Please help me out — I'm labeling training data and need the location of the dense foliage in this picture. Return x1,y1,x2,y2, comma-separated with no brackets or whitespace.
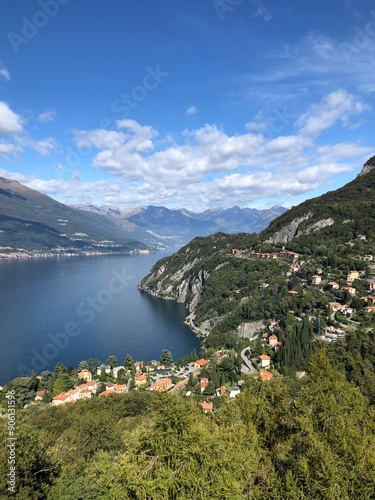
1,348,375,499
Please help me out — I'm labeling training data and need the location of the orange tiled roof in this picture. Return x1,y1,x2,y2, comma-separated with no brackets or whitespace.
261,371,273,381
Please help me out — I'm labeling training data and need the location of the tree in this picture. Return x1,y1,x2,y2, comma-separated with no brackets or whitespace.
106,355,118,369
124,354,135,373
78,360,89,370
203,380,216,396
88,358,101,374
160,349,173,365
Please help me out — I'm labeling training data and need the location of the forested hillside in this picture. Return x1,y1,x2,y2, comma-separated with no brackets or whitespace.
1,348,375,499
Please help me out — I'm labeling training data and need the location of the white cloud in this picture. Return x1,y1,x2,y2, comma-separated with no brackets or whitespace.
1,90,371,211
0,65,10,82
30,138,60,156
0,143,23,161
296,90,371,138
0,101,23,135
37,109,56,123
185,106,198,116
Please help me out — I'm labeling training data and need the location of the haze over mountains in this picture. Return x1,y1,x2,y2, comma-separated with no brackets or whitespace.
0,176,287,255
74,204,287,248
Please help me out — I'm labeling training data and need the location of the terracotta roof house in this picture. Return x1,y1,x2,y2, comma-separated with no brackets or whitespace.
135,374,148,387
34,389,49,401
327,281,339,289
77,369,92,382
52,392,70,406
311,275,322,285
153,378,173,391
199,402,213,413
260,371,273,381
288,290,299,295
268,335,278,347
194,358,208,368
258,354,271,368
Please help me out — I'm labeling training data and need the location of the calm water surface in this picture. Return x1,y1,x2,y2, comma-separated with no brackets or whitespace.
0,252,200,385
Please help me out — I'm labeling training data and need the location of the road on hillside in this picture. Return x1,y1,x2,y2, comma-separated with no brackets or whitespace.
241,346,257,375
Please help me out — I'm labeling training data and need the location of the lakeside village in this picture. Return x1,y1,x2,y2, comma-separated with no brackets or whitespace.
1,237,375,414
0,347,278,415
228,239,375,342
0,246,150,259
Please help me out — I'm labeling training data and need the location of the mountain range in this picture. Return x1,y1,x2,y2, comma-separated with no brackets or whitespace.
0,177,146,255
74,204,288,248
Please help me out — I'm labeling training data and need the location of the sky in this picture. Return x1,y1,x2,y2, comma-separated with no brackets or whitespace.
0,0,374,211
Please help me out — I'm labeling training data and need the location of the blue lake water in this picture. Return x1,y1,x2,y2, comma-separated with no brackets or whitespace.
0,251,200,385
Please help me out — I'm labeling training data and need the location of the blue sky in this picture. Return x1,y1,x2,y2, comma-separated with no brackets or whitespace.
0,0,374,211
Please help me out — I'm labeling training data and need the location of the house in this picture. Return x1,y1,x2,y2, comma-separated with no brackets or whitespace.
153,378,173,391
77,381,97,394
261,332,269,340
311,275,322,285
199,402,213,413
34,389,49,401
288,290,299,296
79,388,93,400
134,374,148,387
341,306,356,316
194,358,208,368
52,392,70,406
364,306,375,313
96,364,111,376
342,286,356,296
134,361,143,373
67,389,81,402
347,270,359,281
112,366,125,379
260,371,273,381
258,354,271,368
357,234,367,241
228,386,241,398
232,248,241,255
77,369,92,382
216,385,227,396
98,389,116,398
329,302,342,312
327,281,339,290
268,335,278,347
200,377,209,392
363,255,373,261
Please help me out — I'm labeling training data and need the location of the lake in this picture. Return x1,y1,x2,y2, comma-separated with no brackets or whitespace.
0,251,200,385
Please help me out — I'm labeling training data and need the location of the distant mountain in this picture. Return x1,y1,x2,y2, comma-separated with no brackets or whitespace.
0,178,147,255
260,155,375,249
74,204,288,247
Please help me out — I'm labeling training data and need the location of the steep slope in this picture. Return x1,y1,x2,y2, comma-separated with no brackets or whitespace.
260,156,375,246
0,177,146,254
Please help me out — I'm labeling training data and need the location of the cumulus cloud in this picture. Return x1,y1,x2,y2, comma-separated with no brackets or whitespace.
296,89,371,138
37,109,56,123
0,143,23,161
2,90,371,211
0,101,23,135
30,138,60,156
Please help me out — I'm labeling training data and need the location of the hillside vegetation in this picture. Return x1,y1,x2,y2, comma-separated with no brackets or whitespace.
1,348,375,499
